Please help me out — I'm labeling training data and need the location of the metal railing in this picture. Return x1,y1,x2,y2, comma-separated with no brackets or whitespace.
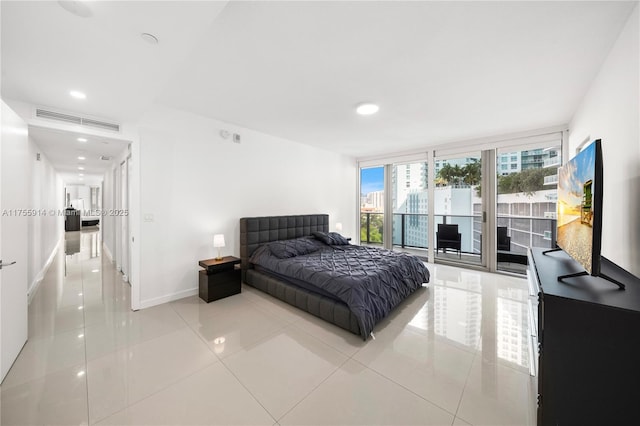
392,213,429,249
360,212,384,244
360,212,558,264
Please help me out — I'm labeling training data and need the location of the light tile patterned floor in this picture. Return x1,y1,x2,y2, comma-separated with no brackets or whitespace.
0,229,537,425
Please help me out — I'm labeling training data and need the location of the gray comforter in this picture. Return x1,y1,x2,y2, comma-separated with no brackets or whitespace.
249,238,430,339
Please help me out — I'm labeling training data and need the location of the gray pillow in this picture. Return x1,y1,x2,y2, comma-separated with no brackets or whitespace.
266,237,321,259
312,231,350,245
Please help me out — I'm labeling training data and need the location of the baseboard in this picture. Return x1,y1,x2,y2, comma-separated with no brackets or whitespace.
138,287,198,310
28,238,62,304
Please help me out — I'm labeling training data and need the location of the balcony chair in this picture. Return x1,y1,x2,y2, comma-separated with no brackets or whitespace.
436,224,462,258
497,226,511,251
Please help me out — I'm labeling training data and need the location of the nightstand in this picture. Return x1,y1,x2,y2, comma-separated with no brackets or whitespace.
198,256,241,303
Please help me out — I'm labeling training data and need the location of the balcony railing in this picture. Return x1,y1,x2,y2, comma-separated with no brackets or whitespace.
544,174,558,185
392,213,429,249
543,157,561,168
361,212,558,272
360,212,384,244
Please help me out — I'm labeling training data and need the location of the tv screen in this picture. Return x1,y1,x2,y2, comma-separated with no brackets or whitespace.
556,140,603,275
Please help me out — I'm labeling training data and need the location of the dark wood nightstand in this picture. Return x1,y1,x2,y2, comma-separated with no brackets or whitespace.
198,256,241,303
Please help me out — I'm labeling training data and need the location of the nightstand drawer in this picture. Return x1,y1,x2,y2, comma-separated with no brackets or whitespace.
198,268,241,302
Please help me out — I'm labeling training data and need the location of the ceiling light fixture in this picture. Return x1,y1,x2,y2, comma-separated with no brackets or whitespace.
141,33,159,45
79,173,84,177
58,1,93,18
78,166,85,170
70,90,86,100
356,103,379,116
77,137,87,142
77,156,86,160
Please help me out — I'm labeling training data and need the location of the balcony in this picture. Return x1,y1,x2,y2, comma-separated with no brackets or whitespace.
543,156,561,168
360,212,558,275
543,174,558,185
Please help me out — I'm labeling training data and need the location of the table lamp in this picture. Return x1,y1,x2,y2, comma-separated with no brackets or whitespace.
213,234,225,260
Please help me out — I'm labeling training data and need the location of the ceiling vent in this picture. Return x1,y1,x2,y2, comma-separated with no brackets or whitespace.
100,155,112,161
35,108,120,132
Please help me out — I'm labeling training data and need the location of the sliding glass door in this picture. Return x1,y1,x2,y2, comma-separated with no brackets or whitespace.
357,129,564,273
392,162,428,254
496,141,561,273
433,153,484,266
360,166,385,246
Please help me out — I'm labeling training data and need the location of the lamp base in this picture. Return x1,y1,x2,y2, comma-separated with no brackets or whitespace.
214,256,223,261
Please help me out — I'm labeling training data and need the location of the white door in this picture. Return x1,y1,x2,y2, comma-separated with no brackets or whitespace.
1,101,29,382
120,160,129,281
114,166,120,270
127,155,133,285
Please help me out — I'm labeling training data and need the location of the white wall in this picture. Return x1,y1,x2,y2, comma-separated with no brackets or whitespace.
137,105,357,308
102,146,131,265
67,184,93,211
27,136,64,298
102,165,117,262
569,4,639,276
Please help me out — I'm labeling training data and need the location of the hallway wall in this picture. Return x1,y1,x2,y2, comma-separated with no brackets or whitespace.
27,134,64,297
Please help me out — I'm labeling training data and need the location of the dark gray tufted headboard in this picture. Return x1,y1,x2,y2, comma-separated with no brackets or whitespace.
239,214,329,281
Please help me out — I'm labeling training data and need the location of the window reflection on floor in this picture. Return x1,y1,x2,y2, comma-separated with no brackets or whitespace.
407,265,532,371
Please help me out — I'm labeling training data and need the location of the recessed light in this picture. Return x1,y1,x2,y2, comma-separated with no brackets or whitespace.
78,166,85,170
79,178,84,181
77,138,87,142
356,103,379,115
58,1,93,18
141,32,159,44
79,173,84,177
77,156,86,160
70,90,86,100
77,370,85,377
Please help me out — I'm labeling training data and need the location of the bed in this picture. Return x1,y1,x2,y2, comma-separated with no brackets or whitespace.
240,214,430,340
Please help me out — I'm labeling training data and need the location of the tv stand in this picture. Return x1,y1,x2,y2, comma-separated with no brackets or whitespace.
541,248,626,289
528,248,640,425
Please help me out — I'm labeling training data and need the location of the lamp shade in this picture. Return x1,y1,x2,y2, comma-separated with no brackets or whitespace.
335,223,343,232
213,234,225,248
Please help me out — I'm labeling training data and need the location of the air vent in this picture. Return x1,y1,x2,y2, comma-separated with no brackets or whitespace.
100,155,112,161
36,109,120,132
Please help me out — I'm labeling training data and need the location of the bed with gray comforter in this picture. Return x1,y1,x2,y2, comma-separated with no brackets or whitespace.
240,215,430,340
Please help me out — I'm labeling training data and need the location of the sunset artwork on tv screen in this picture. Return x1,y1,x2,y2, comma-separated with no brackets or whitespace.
556,140,601,275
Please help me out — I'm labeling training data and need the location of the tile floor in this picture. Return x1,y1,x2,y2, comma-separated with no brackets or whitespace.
1,229,537,425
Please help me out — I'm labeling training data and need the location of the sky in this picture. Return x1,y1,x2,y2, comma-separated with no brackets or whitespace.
558,141,596,208
360,167,384,195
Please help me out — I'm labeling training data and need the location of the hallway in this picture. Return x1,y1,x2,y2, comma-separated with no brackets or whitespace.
1,229,132,424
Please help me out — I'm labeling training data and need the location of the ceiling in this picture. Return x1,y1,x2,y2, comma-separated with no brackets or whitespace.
29,126,129,186
1,1,637,160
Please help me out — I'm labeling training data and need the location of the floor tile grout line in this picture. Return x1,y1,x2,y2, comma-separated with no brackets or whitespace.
351,356,459,418
91,358,220,425
214,321,350,424
275,355,351,423
452,348,479,424
218,355,279,424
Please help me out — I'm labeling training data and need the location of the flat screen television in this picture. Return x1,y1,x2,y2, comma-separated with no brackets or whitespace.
553,139,624,289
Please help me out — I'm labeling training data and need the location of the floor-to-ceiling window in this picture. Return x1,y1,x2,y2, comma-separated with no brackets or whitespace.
360,166,385,246
392,162,428,253
433,153,483,266
357,129,565,274
496,140,561,273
